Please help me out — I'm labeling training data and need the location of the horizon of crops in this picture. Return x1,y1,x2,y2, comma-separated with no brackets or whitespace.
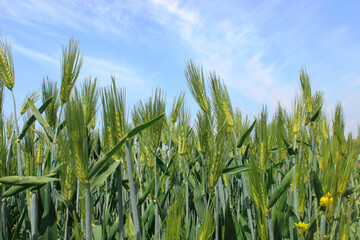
0,36,359,240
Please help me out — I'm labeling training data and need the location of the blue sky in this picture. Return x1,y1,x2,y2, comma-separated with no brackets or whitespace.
1,0,359,135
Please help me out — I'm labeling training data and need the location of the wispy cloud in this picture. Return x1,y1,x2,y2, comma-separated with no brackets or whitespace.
79,55,153,105
147,0,360,134
1,0,134,38
150,0,198,23
82,56,147,86
148,0,292,110
12,43,58,65
10,42,152,105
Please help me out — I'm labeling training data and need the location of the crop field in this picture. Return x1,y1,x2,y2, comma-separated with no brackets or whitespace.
0,37,359,240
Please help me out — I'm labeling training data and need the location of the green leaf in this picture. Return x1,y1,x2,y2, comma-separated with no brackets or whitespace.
2,164,63,197
142,202,155,233
39,183,57,240
239,214,252,240
138,177,155,207
268,147,290,153
92,224,103,240
125,211,136,239
156,156,169,176
282,137,296,156
343,184,360,197
237,120,256,149
3,185,31,198
90,159,120,193
222,165,249,175
268,166,295,209
18,97,53,140
72,210,83,240
310,106,321,123
89,113,165,179
310,169,324,201
224,200,237,240
304,218,317,240
11,205,27,240
27,99,55,142
243,144,250,160
0,176,59,186
269,160,286,177
272,190,290,238
232,214,244,239
57,120,67,134
188,174,206,223
108,216,119,240
296,139,311,148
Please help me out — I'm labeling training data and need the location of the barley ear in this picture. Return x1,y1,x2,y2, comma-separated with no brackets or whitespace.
20,89,40,115
60,37,83,105
170,91,185,125
42,77,60,128
185,60,210,114
299,68,313,114
65,90,89,184
0,36,15,90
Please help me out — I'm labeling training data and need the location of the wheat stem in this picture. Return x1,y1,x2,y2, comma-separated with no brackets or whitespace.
30,193,38,240
125,141,142,240
64,205,69,240
0,186,2,240
85,182,92,240
116,164,124,239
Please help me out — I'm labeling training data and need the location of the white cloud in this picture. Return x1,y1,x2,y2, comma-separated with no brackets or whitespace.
235,55,295,110
82,56,146,87
147,0,359,136
12,43,58,65
10,42,152,105
148,0,293,111
1,0,134,37
150,0,198,23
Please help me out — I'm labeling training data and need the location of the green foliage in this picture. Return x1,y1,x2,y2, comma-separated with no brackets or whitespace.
0,37,359,240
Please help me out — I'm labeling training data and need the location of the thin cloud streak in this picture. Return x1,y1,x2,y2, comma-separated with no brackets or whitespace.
1,0,133,37
82,56,147,87
12,43,58,65
150,0,199,23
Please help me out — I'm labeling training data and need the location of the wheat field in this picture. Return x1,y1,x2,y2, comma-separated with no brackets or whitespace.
0,37,359,240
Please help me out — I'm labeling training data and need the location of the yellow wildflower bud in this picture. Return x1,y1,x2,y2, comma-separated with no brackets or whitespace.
295,221,309,234
320,192,333,207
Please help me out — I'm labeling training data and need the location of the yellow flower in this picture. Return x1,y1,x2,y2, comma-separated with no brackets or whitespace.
295,221,309,234
320,192,333,207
